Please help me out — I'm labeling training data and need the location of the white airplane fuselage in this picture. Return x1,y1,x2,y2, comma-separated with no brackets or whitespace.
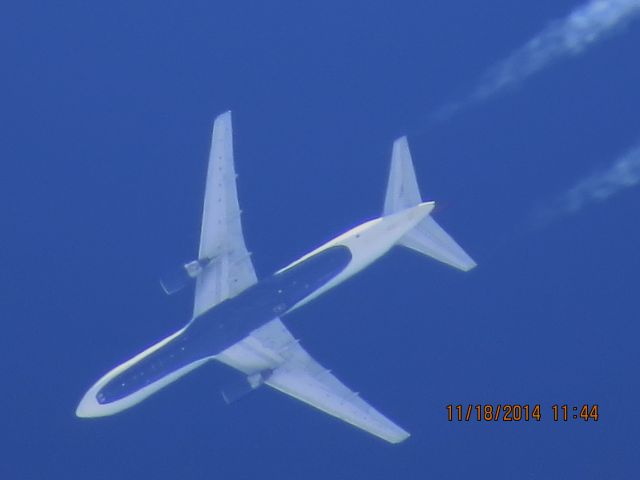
76,202,434,418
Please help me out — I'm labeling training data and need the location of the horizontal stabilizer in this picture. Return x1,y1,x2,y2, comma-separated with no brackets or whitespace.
399,216,476,271
383,136,422,215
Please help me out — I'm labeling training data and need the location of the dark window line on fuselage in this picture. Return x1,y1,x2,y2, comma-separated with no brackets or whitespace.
96,246,352,404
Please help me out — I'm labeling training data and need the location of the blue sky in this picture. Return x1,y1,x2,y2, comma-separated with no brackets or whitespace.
2,1,640,478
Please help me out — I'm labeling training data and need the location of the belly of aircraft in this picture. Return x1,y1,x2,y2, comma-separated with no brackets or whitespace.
77,245,353,417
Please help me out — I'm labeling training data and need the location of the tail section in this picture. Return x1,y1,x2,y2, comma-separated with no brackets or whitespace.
383,137,422,215
383,136,477,272
398,216,477,271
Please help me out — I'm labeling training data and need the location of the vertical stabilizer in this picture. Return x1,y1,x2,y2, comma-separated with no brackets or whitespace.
383,136,477,272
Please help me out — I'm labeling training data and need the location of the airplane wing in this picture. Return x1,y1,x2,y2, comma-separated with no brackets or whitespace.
215,318,410,444
194,111,257,317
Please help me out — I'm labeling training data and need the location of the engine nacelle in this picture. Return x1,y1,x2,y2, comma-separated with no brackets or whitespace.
221,371,271,404
159,258,210,295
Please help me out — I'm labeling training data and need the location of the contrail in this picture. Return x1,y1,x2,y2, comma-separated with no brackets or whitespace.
433,0,640,120
532,142,640,227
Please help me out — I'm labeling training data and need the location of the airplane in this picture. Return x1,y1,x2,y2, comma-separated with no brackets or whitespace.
76,111,476,443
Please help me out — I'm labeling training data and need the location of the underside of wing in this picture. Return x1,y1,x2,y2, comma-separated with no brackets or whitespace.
194,111,257,317
216,319,410,444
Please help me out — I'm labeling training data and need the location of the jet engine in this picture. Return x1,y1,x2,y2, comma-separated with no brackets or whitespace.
159,258,211,295
221,371,272,404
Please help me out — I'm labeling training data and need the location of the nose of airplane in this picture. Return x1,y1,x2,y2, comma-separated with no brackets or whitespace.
76,388,102,418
